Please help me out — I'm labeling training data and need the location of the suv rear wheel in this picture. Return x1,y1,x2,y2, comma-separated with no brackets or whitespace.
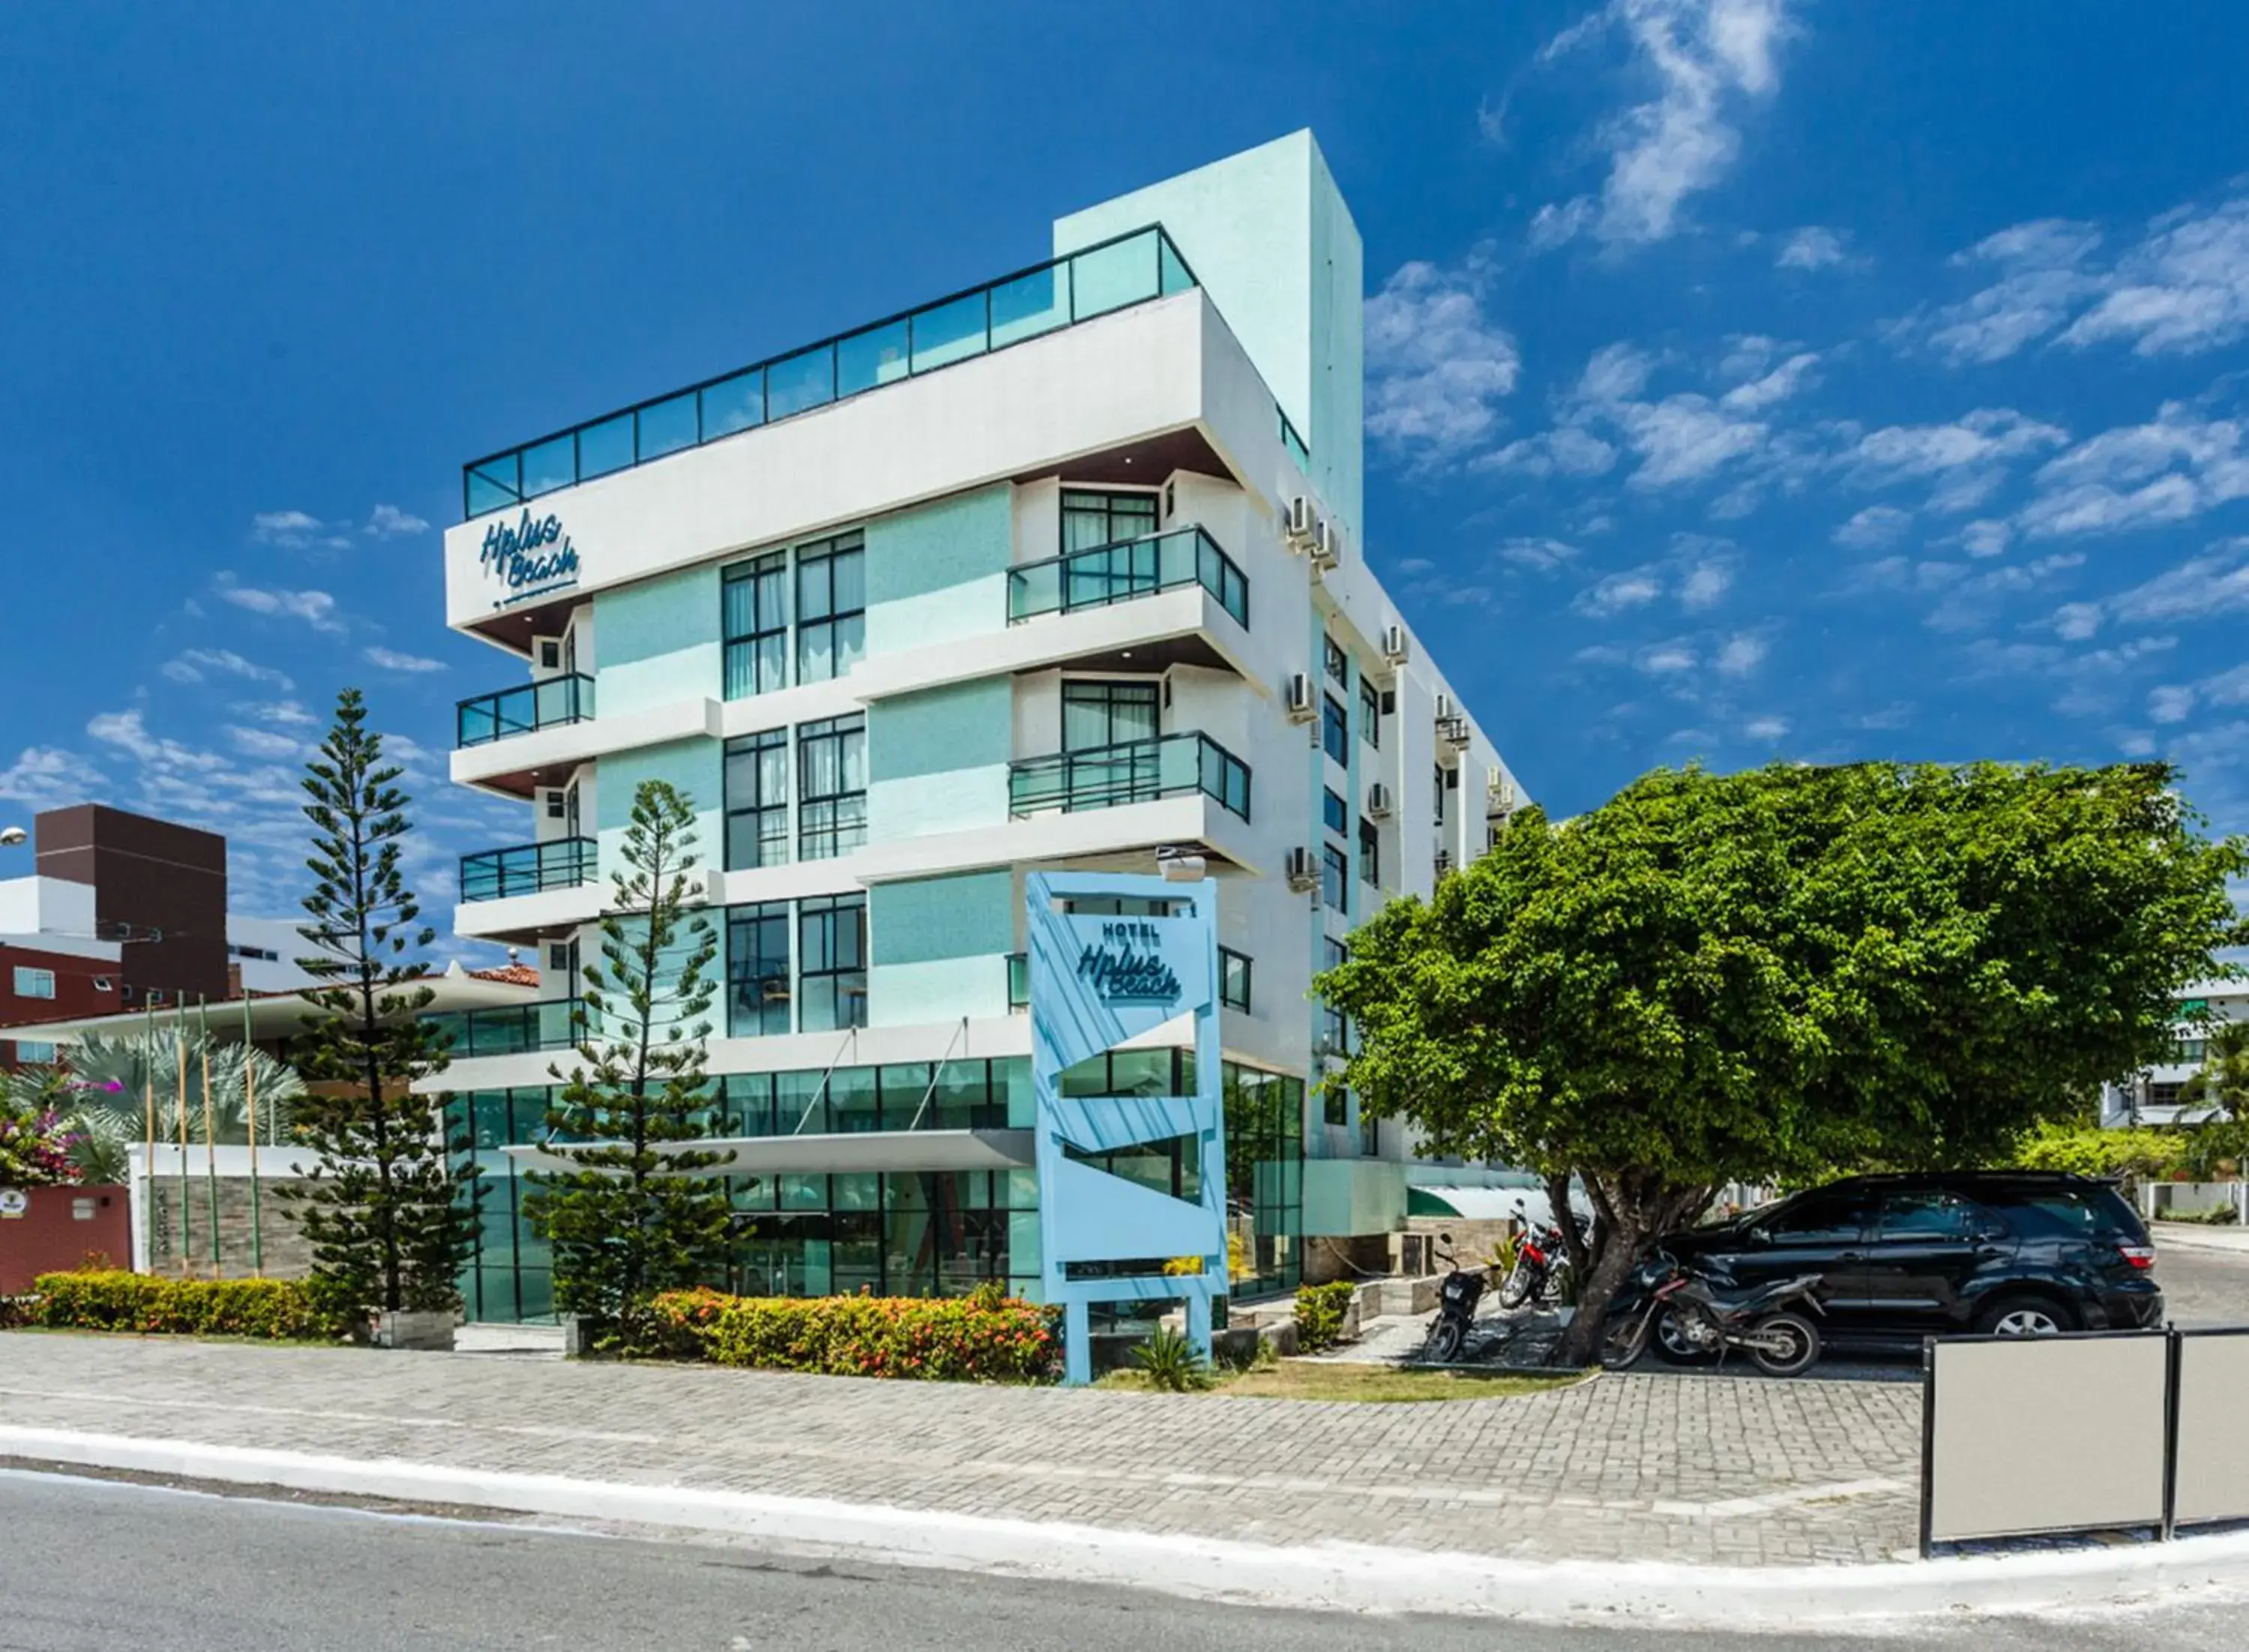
1975,1294,2077,1337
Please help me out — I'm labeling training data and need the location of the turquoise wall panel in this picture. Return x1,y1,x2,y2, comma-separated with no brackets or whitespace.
595,564,721,716
595,736,724,883
870,871,1013,965
864,485,1011,658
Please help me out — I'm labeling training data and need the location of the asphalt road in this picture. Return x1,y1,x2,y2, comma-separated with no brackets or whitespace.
3,1469,2243,1652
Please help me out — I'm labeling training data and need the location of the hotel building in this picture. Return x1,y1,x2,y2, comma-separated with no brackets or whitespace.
436,132,1522,1322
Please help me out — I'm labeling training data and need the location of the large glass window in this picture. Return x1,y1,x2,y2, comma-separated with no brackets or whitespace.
1360,677,1381,748
795,531,866,684
1323,787,1346,836
798,714,867,860
1321,694,1348,765
1061,680,1159,750
1322,844,1349,914
1434,763,1447,825
726,902,791,1037
799,893,867,1032
12,966,55,999
1322,636,1348,684
723,729,789,869
1358,819,1380,888
1061,489,1158,552
721,551,789,699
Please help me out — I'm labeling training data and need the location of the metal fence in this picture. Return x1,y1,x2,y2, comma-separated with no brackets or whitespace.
1921,1324,2249,1553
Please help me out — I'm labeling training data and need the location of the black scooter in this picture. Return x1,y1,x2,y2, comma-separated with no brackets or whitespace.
1600,1250,1825,1377
1423,1240,1488,1363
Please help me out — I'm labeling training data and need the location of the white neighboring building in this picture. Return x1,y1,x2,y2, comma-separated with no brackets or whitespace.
2101,980,2249,1125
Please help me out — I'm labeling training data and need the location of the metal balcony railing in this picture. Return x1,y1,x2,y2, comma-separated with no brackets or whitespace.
458,837,598,903
1007,732,1250,822
456,675,594,749
1007,526,1248,630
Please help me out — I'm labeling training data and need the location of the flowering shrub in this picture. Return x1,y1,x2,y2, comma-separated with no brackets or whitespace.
31,1270,343,1340
0,1106,85,1187
1293,1280,1357,1352
647,1283,1062,1383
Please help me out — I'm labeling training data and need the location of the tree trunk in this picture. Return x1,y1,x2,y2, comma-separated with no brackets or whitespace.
1550,1171,1716,1367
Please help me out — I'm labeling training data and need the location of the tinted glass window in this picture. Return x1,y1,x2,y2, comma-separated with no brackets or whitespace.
1976,1186,2140,1240
1876,1190,1974,1241
1759,1192,1870,1245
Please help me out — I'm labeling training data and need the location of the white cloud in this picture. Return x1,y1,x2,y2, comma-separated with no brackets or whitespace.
215,580,346,635
251,509,349,550
2017,402,2249,540
1743,714,1790,739
1574,537,1739,617
233,699,321,729
1538,0,1797,250
1476,426,1619,478
1576,568,1667,618
1579,342,1659,403
1619,396,1767,487
0,746,108,810
1960,519,2012,558
1676,546,1737,609
223,725,310,759
2052,602,2104,642
1847,407,2070,483
1832,504,1911,549
1923,552,2086,633
1529,196,1598,251
158,648,295,690
2148,685,2200,725
1496,537,1581,572
1717,350,1818,411
1907,193,2249,364
1714,632,1768,676
1637,642,1699,675
1774,226,1852,271
2098,539,2249,627
1364,256,1521,466
364,504,431,538
362,645,447,674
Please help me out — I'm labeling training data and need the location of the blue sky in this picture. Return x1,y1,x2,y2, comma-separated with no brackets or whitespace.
5,2,2249,942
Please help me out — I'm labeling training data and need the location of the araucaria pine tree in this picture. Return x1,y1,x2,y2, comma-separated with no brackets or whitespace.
280,688,480,1322
526,780,734,1339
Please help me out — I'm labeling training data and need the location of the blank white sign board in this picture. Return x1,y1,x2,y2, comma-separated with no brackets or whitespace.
2174,1333,2249,1528
1927,1335,2168,1544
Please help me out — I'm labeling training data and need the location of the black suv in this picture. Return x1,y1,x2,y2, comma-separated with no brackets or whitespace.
1655,1172,2161,1352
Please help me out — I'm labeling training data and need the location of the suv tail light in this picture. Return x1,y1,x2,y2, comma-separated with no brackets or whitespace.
2118,1243,2157,1271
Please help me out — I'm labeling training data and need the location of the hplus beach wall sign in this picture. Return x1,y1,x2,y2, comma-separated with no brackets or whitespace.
481,508,582,606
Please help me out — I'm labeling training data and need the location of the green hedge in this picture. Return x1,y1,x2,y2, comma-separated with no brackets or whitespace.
2008,1123,2187,1181
1294,1280,1356,1352
31,1270,335,1340
648,1285,1062,1382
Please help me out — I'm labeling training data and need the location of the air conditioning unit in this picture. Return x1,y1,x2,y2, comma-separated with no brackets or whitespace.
1366,782,1394,820
1487,774,1517,819
1284,496,1317,548
1439,716,1472,753
1381,624,1409,664
1284,672,1317,723
1307,516,1334,570
1285,845,1320,892
1434,692,1455,721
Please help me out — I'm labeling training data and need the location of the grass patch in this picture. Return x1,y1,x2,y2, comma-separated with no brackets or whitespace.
1095,1359,1579,1402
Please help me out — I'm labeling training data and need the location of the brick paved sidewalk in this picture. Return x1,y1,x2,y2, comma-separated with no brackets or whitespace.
0,1333,1922,1566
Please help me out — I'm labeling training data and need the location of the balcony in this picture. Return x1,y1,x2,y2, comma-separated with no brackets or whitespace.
456,675,594,749
460,837,598,903
1008,527,1248,630
463,225,1204,518
427,998,585,1059
1008,732,1250,822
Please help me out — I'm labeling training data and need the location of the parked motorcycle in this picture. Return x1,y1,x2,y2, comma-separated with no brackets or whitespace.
1601,1250,1825,1377
1423,1240,1488,1363
1496,1206,1575,1310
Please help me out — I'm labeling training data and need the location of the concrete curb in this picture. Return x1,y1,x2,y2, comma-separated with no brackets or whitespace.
5,1423,2248,1624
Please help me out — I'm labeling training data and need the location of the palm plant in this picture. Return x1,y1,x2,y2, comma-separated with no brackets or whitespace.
57,1031,308,1146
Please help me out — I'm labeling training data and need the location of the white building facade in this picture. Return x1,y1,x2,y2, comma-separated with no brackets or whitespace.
435,133,1523,1321
2101,980,2248,1126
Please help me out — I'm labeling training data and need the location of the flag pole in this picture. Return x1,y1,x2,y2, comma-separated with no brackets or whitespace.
200,994,220,1275
174,1004,190,1275
243,989,262,1276
142,998,157,1275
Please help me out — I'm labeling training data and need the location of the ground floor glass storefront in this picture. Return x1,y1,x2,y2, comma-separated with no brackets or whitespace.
448,1053,1303,1322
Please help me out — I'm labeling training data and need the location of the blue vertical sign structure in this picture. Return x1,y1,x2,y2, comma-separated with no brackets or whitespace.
1027,871,1226,1386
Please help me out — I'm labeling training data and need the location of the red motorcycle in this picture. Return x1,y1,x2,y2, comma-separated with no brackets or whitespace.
1496,1211,1574,1309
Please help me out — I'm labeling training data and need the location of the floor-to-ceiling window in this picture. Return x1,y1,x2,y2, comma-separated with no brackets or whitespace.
725,902,792,1037
798,714,867,860
1060,488,1158,552
723,728,789,869
798,893,867,1031
722,550,789,699
795,531,866,684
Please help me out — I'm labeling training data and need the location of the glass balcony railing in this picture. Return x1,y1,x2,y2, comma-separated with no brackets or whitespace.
1008,732,1250,823
427,998,587,1059
1008,527,1248,630
459,837,598,903
1277,406,1310,472
1007,952,1029,1012
456,675,594,749
461,225,1201,519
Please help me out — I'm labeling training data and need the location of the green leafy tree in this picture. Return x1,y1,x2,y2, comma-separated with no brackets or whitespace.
2179,1022,2249,1121
1319,761,2248,1364
524,780,734,1341
277,689,481,1321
